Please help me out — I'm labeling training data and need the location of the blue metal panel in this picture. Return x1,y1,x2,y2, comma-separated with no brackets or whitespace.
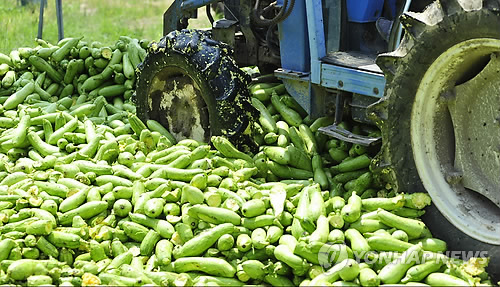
275,69,328,117
346,0,384,23
277,0,310,72
282,78,312,114
388,0,397,18
304,0,326,84
274,69,311,110
321,63,386,98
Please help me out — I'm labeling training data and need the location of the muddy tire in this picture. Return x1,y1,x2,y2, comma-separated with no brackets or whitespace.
135,29,257,151
369,0,500,280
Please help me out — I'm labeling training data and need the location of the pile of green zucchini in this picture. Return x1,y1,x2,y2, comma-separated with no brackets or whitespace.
0,37,494,286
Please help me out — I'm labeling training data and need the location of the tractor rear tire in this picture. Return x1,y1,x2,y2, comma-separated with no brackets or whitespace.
135,29,257,151
369,0,500,280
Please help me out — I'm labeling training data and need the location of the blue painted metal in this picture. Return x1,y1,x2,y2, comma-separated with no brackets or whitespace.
275,0,389,120
275,69,311,113
388,0,412,51
304,0,326,85
276,0,316,115
346,0,384,23
321,63,386,98
388,0,397,18
284,79,312,114
277,0,310,73
162,0,392,121
395,0,412,50
276,0,343,117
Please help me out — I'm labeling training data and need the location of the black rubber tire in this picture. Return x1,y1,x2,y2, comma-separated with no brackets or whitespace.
368,0,500,280
135,29,257,151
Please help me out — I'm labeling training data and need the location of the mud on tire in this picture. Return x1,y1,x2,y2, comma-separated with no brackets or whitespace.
135,29,257,152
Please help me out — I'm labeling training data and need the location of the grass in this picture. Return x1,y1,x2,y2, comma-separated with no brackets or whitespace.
0,0,212,53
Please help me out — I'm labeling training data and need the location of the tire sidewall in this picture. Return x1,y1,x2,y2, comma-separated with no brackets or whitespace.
380,6,500,280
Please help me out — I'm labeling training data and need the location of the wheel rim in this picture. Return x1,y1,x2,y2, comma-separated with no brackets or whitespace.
146,66,210,143
412,38,500,244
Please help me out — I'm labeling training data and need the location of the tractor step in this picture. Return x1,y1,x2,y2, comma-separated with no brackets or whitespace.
322,51,382,74
318,124,381,146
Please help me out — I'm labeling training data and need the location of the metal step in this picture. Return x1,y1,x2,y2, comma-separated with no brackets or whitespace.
318,124,381,146
321,51,383,74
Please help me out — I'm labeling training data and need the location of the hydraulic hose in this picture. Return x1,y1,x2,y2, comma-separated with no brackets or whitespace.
206,5,215,25
251,0,295,27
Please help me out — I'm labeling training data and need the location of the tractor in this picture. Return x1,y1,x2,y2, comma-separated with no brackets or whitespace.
134,0,500,279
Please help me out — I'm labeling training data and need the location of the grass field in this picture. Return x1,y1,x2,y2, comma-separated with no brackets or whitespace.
0,0,212,53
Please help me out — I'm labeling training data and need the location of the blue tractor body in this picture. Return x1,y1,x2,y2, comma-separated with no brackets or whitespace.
163,0,398,143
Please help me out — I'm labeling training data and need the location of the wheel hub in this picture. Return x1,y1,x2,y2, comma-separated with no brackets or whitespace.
412,38,500,245
449,53,500,208
147,67,210,143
